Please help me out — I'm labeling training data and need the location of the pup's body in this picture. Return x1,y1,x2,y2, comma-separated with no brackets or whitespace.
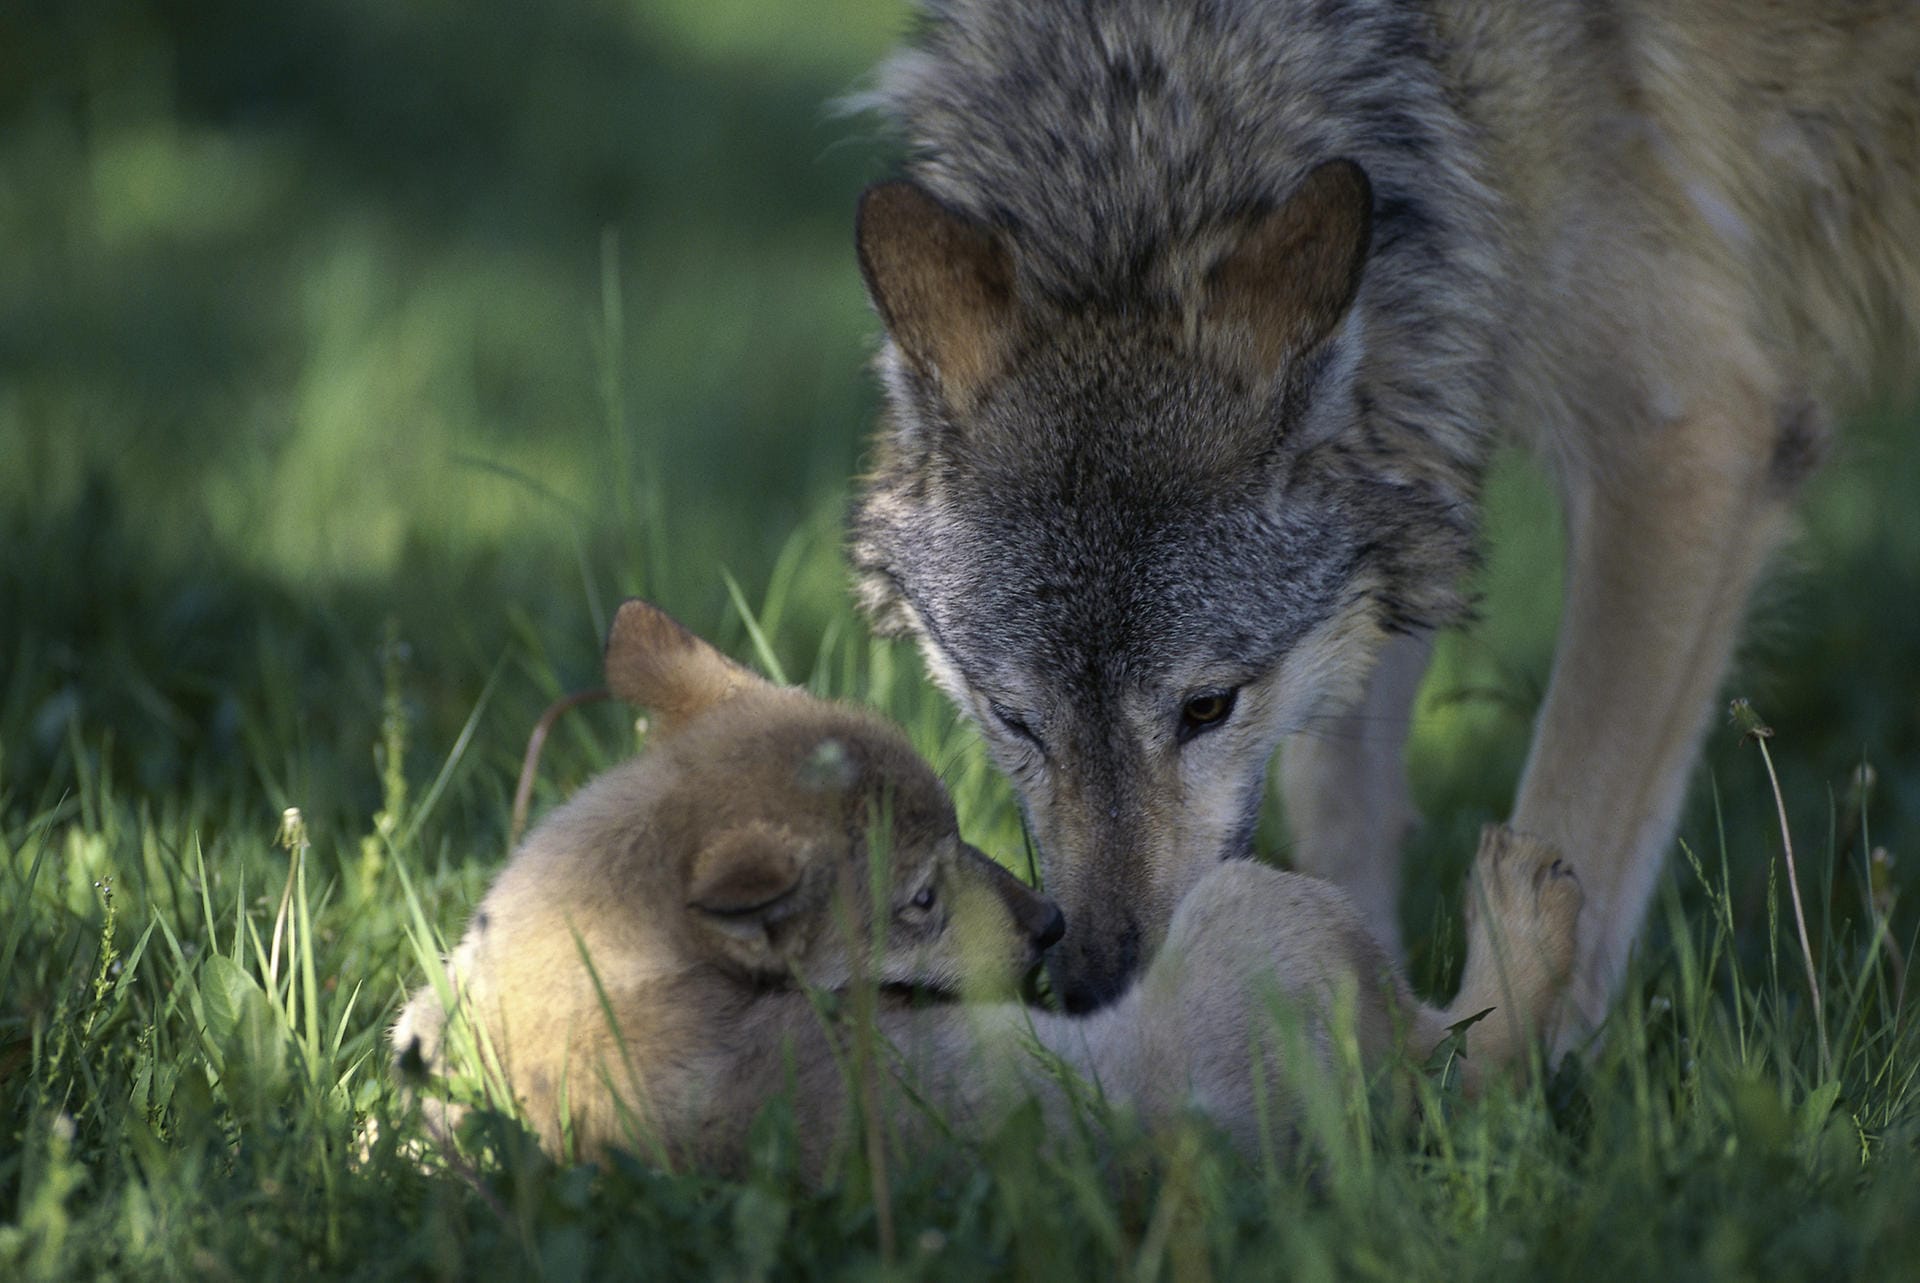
848,0,1918,1033
1006,824,1579,1157
394,602,1580,1173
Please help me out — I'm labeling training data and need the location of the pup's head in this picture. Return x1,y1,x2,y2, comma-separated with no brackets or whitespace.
606,599,1064,997
849,162,1478,1010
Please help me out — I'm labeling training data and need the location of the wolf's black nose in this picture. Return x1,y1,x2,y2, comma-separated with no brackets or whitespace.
1035,904,1066,950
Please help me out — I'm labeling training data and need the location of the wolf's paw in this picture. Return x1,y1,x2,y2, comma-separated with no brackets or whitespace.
1465,825,1582,985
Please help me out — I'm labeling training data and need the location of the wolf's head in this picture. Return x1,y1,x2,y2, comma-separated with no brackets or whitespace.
849,163,1479,1010
605,599,1064,998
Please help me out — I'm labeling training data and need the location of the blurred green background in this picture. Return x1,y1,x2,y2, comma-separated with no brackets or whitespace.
5,0,1918,961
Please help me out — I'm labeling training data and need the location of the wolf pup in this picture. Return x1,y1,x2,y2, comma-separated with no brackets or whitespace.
394,601,1581,1172
847,0,1919,1037
391,598,1063,1169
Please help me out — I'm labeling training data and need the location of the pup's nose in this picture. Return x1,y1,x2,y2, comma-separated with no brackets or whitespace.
1034,904,1066,951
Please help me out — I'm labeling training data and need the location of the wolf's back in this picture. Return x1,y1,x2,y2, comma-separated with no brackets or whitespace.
1435,0,1919,414
1632,0,1920,400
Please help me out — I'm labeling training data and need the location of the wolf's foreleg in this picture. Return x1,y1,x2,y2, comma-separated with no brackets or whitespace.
1512,390,1810,1051
1279,631,1431,959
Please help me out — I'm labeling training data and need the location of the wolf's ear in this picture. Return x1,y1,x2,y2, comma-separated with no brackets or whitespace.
686,822,807,927
857,180,1016,406
605,599,763,732
1203,158,1372,381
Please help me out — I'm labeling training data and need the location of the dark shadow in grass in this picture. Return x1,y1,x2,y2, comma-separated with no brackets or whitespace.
155,0,880,241
1,0,890,484
0,476,627,855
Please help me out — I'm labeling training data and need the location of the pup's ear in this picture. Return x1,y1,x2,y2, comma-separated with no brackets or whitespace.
686,822,806,926
857,180,1016,407
1202,158,1372,381
604,599,762,731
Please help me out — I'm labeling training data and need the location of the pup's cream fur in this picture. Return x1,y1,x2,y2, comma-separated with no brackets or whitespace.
394,601,1581,1174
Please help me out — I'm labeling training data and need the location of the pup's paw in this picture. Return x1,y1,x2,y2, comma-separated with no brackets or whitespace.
1464,825,1582,986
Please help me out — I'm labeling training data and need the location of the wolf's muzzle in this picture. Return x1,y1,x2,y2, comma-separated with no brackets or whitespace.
1050,914,1143,1014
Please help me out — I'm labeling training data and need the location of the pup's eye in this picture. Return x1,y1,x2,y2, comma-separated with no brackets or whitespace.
987,700,1042,749
1177,688,1239,743
909,885,937,912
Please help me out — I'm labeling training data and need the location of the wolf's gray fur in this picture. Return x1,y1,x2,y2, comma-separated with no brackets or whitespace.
849,0,1919,1023
854,0,1501,632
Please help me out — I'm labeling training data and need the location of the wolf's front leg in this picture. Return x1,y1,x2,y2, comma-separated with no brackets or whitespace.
1513,391,1815,1051
1279,631,1431,960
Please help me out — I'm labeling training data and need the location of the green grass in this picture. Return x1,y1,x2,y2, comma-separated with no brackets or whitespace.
6,1,1920,1277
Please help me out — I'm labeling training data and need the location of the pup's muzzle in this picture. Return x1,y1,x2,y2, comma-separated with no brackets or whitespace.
963,843,1066,958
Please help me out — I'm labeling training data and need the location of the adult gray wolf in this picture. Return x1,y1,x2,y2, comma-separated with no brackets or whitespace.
846,0,1919,1038
392,600,1580,1172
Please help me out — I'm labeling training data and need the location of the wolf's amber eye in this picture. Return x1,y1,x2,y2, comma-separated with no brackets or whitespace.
909,885,937,912
1178,689,1238,742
